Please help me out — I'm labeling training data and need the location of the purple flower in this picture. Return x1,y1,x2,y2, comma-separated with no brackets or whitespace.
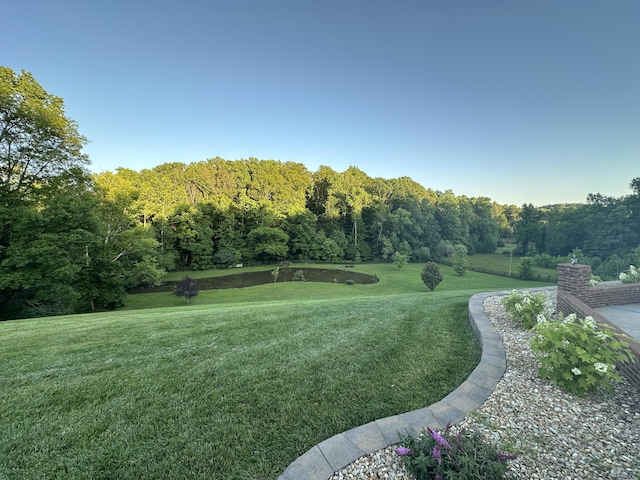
435,476,444,480
497,453,517,462
395,447,412,456
432,445,441,463
428,428,451,450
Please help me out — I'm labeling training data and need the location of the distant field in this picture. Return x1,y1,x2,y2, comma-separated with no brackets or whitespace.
464,253,558,282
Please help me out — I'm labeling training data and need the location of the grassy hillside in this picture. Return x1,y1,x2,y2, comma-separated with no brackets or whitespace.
126,262,551,310
1,265,553,479
464,254,558,282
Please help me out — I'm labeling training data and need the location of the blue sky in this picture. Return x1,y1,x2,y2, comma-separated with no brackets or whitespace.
4,1,639,206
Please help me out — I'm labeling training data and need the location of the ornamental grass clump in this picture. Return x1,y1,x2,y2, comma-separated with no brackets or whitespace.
501,290,551,329
531,313,634,396
397,426,516,480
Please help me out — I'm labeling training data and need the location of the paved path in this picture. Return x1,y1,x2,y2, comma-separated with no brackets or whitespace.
595,303,640,342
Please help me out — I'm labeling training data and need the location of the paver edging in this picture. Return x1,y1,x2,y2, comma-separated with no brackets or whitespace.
278,290,514,480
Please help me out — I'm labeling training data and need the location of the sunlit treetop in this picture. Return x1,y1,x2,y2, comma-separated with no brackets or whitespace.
0,66,89,201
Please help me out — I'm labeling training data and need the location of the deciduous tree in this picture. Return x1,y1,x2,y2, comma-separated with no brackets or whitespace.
0,67,89,203
0,68,96,317
248,226,289,263
452,244,469,276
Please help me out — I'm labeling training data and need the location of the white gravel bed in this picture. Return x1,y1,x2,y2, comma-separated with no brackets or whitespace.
329,292,640,480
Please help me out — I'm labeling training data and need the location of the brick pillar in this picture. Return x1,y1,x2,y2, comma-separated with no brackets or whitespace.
557,263,591,302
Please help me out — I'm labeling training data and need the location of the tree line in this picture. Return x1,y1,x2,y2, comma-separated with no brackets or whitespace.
513,184,640,279
1,66,639,319
91,159,511,268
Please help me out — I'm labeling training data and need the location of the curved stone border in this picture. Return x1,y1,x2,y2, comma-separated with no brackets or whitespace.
278,290,511,480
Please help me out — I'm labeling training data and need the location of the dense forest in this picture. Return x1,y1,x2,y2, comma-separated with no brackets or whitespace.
1,66,639,319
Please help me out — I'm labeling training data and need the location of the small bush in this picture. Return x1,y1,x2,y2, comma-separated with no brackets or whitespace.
174,276,199,304
345,279,355,285
435,240,454,258
398,426,515,480
501,290,551,329
212,248,237,268
530,253,563,269
413,246,431,262
531,313,633,396
421,262,443,291
271,267,280,283
392,251,409,269
292,269,306,281
518,257,535,280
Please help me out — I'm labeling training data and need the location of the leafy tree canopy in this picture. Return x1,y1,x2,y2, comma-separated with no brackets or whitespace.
0,67,88,203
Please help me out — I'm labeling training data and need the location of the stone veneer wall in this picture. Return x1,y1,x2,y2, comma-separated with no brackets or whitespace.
556,263,640,391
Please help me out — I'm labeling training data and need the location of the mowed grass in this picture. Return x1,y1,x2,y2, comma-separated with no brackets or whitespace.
126,262,551,310
465,254,558,282
1,265,553,479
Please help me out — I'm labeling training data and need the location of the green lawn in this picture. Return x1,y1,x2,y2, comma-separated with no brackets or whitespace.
463,254,558,282
127,262,550,310
1,264,553,479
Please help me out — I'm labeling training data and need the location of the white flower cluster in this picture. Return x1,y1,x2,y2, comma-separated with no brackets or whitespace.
619,265,639,282
582,316,597,329
589,274,602,287
561,312,578,325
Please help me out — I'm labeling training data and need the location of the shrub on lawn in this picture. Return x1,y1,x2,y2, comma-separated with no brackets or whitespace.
174,276,199,304
421,262,443,291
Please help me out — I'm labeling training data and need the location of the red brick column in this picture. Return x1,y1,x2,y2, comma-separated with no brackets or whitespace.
557,263,591,303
